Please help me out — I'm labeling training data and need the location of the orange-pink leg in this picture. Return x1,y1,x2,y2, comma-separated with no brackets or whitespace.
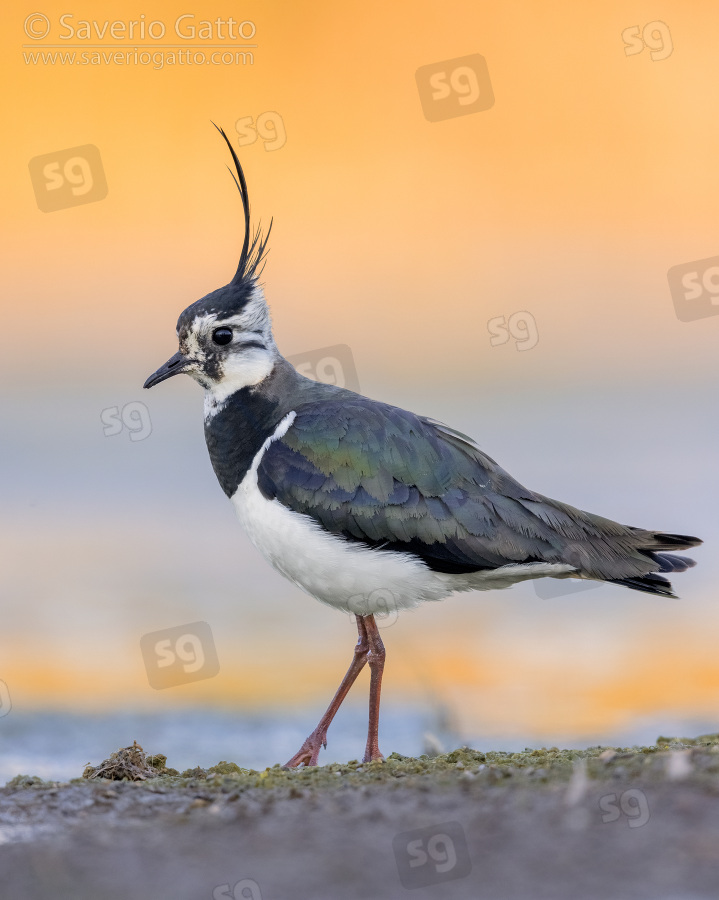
284,615,371,768
284,614,386,767
362,614,386,763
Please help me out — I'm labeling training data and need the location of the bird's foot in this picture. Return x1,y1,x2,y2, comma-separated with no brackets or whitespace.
283,729,327,768
362,745,384,764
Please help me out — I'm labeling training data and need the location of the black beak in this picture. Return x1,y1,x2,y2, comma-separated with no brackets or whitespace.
143,351,192,389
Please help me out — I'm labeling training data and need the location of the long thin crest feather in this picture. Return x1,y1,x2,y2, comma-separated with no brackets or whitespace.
212,122,271,287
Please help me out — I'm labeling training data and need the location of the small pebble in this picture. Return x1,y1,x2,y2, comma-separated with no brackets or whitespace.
666,750,693,781
598,750,617,763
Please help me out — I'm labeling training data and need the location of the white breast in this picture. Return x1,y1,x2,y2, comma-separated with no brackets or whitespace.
230,413,576,615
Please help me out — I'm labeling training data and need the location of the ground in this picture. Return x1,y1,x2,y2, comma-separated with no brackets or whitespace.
1,734,719,899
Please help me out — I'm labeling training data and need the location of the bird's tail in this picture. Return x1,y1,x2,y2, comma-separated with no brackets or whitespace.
606,531,701,598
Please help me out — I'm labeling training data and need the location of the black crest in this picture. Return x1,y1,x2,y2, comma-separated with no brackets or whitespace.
176,126,273,331
215,124,272,289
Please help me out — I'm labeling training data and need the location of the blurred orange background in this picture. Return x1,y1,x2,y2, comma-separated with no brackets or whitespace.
2,0,718,749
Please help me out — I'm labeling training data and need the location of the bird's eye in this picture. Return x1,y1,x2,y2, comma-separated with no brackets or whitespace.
212,327,233,346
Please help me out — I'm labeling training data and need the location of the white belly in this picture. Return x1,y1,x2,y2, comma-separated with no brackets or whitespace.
230,413,575,615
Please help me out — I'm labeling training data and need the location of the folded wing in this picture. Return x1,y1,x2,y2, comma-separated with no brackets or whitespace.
256,398,700,595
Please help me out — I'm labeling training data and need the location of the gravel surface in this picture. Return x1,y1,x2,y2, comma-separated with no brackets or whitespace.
1,735,719,899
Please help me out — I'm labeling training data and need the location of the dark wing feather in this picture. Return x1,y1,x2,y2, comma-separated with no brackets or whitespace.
256,398,701,592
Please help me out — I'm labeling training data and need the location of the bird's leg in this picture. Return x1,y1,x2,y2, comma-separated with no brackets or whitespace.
362,614,386,763
284,615,370,768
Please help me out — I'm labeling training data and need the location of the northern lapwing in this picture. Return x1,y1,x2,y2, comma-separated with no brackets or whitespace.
144,128,702,767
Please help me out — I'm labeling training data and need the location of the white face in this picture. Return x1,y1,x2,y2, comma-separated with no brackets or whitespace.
177,289,278,411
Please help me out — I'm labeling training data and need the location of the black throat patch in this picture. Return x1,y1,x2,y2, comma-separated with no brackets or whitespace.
204,387,285,497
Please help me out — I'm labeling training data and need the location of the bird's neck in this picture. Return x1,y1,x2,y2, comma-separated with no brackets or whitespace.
202,357,307,498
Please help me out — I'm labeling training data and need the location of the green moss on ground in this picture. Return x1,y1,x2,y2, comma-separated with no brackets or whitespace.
5,732,715,794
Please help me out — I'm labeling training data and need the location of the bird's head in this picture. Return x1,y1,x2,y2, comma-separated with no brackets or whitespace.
144,126,277,406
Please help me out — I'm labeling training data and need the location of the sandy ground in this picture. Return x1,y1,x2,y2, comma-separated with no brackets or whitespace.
1,736,719,900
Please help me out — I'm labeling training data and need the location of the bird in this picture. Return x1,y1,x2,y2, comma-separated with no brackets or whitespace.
144,126,702,767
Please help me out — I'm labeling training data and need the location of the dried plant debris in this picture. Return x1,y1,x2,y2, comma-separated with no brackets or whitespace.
82,741,179,782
